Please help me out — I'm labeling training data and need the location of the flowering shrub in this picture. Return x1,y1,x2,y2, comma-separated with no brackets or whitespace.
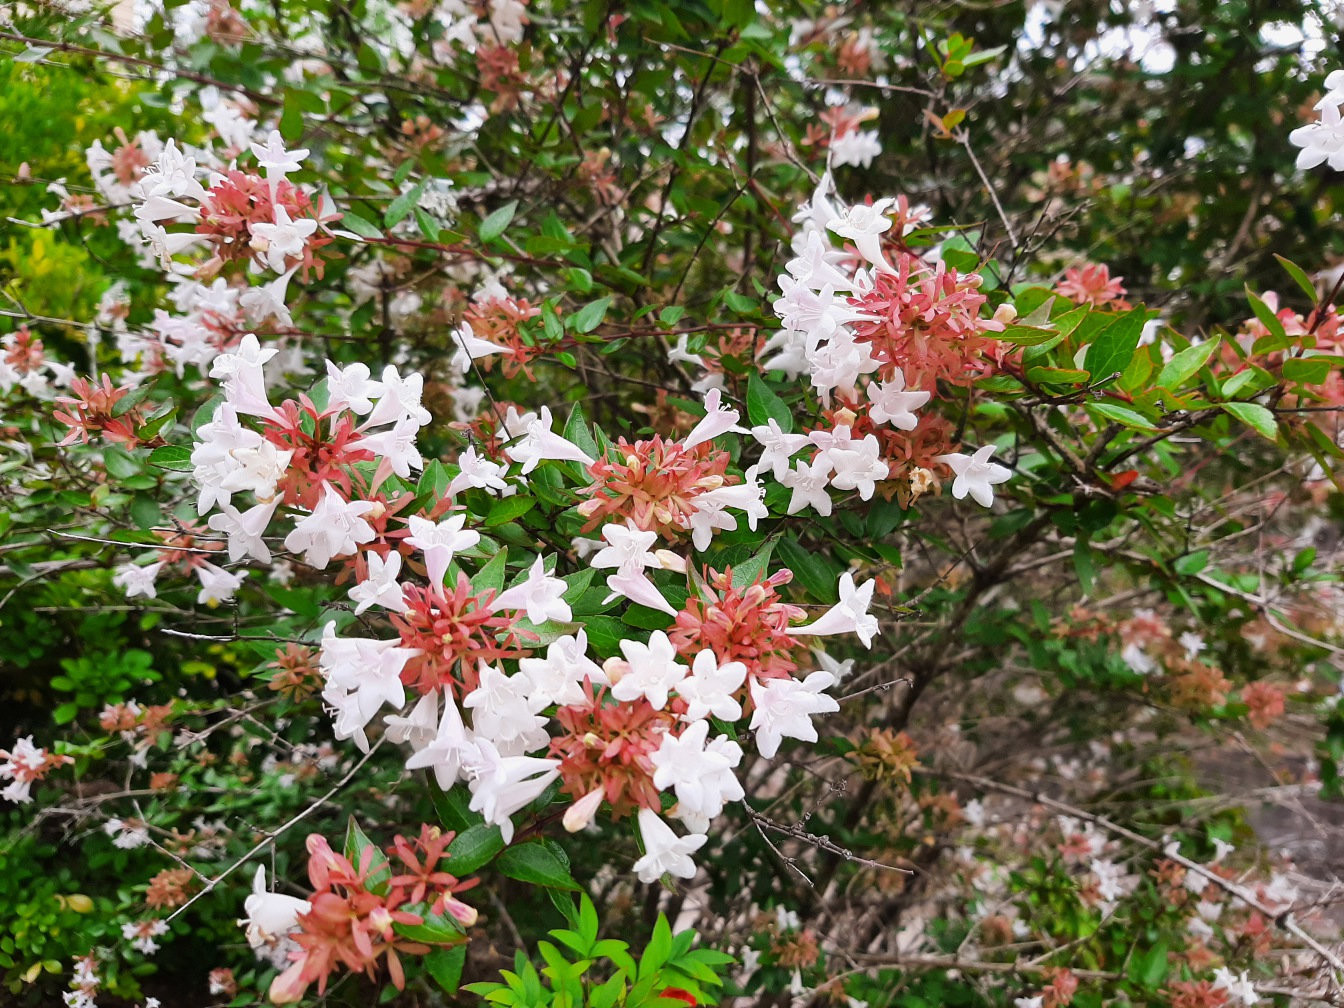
3,2,1344,1007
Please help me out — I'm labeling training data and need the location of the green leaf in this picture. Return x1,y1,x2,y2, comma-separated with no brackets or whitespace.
147,445,193,472
1081,307,1147,384
102,446,142,480
1283,356,1333,385
1156,337,1219,391
496,842,581,889
444,823,505,874
571,296,613,334
1274,254,1319,302
137,406,176,441
1127,940,1169,990
425,945,467,993
746,373,791,432
471,548,509,594
622,604,675,630
343,817,392,895
385,179,427,228
1087,402,1157,431
1223,401,1278,440
485,496,537,526
1246,287,1288,347
1174,550,1209,575
730,540,775,588
110,382,153,418
338,210,383,239
659,305,686,326
562,403,601,461
429,779,479,832
130,494,160,531
479,201,518,243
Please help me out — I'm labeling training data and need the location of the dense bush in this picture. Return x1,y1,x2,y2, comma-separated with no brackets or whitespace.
2,1,1344,1006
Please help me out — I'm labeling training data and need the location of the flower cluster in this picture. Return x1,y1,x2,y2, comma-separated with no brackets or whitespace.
751,174,1015,510
0,735,73,804
241,826,476,1003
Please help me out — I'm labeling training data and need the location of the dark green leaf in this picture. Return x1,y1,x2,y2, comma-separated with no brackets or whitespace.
496,842,581,889
746,373,791,432
479,201,518,243
444,823,505,874
1081,307,1147,384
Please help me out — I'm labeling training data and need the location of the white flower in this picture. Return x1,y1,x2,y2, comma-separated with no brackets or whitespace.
591,522,677,615
518,631,608,709
785,229,856,292
463,663,550,756
830,129,882,169
611,631,687,710
208,500,279,564
284,486,376,569
357,415,423,479
449,321,505,374
827,198,896,269
1178,631,1205,660
325,361,383,415
383,690,440,752
749,671,840,758
448,445,509,496
113,561,164,600
490,555,571,626
866,372,930,430
240,267,297,327
241,864,307,954
463,739,560,843
364,366,432,427
631,807,706,883
104,817,151,848
791,572,879,647
650,719,744,831
1090,858,1136,901
250,205,318,273
936,445,1012,507
405,513,480,588
250,130,309,181
780,457,834,516
196,562,248,605
682,387,746,450
140,139,207,201
318,624,419,751
591,522,660,574
348,550,409,615
1211,967,1258,1006
818,430,888,500
209,333,279,419
1291,102,1344,171
674,650,747,722
750,418,811,480
405,689,480,788
1121,641,1156,675
502,405,594,474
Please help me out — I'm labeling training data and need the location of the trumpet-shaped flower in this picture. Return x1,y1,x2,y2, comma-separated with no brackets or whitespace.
404,689,479,788
502,405,594,474
284,486,376,569
674,649,747,722
611,631,688,711
348,550,409,615
489,555,571,626
936,445,1012,507
632,807,706,883
405,513,480,588
749,670,840,758
790,572,878,647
